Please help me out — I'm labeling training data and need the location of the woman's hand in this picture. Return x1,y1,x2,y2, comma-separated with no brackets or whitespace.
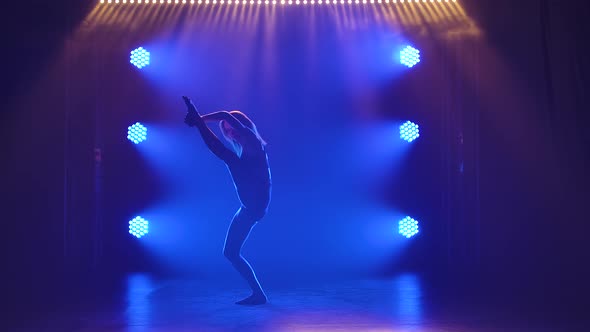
184,111,201,127
183,96,201,127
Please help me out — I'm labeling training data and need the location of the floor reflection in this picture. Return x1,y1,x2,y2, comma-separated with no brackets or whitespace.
125,273,156,332
393,274,423,326
21,274,567,331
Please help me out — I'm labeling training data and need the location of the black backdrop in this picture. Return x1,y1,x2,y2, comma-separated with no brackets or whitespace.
3,0,589,314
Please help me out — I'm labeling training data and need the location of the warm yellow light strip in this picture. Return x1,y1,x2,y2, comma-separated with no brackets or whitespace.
99,0,457,5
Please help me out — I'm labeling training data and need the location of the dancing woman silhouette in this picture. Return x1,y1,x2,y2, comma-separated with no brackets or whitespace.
182,96,271,305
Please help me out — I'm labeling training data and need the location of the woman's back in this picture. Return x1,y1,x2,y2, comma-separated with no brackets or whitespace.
226,143,272,215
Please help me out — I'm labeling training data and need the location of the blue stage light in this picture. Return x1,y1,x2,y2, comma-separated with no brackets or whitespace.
400,46,420,68
399,216,419,238
129,216,149,238
127,122,147,144
400,121,420,143
130,47,150,69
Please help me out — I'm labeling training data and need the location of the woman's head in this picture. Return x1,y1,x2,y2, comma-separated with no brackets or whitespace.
219,111,267,147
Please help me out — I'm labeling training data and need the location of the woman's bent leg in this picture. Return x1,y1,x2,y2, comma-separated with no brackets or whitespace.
223,207,266,305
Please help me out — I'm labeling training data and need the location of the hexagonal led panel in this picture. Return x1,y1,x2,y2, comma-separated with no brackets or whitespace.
400,46,420,68
129,216,149,238
400,121,420,143
130,47,150,69
399,216,419,238
127,122,147,144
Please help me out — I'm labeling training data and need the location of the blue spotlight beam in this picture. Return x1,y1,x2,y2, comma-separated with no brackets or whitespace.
127,122,148,144
129,216,149,238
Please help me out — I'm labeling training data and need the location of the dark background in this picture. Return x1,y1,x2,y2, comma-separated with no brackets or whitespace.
2,0,589,319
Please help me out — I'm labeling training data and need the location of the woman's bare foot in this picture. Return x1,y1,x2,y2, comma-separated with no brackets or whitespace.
235,292,267,305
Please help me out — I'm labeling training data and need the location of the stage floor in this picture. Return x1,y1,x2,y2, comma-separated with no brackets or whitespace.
8,274,586,332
